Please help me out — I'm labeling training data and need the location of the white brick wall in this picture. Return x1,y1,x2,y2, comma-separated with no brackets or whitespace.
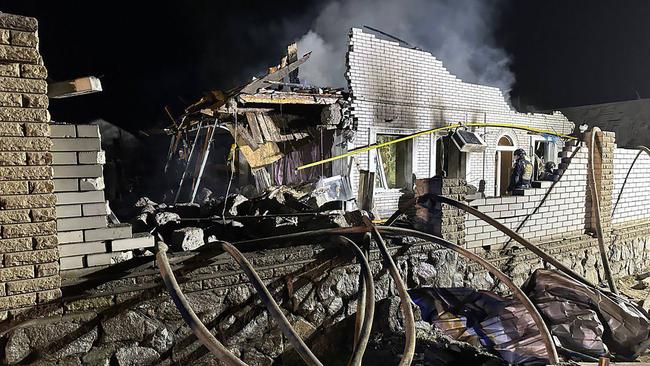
612,147,650,223
464,146,588,249
346,29,574,217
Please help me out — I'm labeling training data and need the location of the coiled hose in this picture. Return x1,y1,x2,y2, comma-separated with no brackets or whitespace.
233,225,559,365
158,237,375,366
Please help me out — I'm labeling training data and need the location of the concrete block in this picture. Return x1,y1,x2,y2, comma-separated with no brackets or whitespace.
76,125,100,138
79,177,104,191
53,178,79,192
55,204,81,218
51,138,101,152
49,124,76,138
78,151,105,164
57,215,107,231
51,152,77,165
82,202,107,216
55,191,104,205
53,164,102,179
58,230,83,244
59,241,106,257
532,181,553,188
110,233,154,251
60,256,84,270
86,251,133,267
84,224,132,242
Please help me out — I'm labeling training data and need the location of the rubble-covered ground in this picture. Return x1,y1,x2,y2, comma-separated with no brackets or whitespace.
131,183,358,253
617,273,650,362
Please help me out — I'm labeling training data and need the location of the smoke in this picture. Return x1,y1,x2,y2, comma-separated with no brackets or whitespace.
296,0,514,96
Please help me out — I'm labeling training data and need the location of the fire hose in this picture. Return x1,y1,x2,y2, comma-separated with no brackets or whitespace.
386,194,598,290
363,218,416,366
234,225,560,365
612,145,650,218
156,241,248,366
157,237,376,366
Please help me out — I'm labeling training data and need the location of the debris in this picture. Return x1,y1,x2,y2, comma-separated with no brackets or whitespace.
410,287,547,365
523,269,650,361
171,227,204,251
154,212,181,227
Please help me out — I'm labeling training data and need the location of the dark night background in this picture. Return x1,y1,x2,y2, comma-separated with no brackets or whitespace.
1,0,648,133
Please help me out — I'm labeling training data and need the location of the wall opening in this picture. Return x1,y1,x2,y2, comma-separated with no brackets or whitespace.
375,134,413,189
495,135,516,196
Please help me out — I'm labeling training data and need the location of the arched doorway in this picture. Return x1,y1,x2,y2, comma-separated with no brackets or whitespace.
495,135,516,196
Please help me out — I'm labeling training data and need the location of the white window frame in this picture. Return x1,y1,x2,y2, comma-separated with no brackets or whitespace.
371,129,415,192
494,134,518,197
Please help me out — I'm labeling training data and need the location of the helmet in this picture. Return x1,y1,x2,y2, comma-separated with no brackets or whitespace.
544,161,556,171
514,148,526,157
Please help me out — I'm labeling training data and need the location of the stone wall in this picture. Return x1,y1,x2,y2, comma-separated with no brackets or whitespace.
0,13,59,318
3,219,650,365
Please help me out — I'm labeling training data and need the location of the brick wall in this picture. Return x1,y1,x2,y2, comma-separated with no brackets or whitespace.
464,139,588,250
612,147,650,223
51,123,153,271
0,13,60,316
585,130,615,237
345,28,574,217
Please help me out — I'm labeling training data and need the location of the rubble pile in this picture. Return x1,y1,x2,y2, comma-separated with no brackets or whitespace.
132,182,355,252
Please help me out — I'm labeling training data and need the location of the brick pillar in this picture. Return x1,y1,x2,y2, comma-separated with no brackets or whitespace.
414,177,467,246
0,13,59,318
585,129,615,237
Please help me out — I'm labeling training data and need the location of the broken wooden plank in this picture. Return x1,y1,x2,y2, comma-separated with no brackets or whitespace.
255,112,273,141
245,112,264,144
262,113,284,142
239,141,283,169
236,123,258,150
240,52,311,94
287,43,299,84
239,92,339,105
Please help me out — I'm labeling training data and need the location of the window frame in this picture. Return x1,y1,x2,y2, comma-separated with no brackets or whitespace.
371,131,414,192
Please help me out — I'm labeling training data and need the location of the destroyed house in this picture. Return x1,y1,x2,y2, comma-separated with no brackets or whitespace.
4,11,650,365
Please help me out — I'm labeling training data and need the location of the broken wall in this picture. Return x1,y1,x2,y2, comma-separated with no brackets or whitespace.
346,28,574,216
50,124,153,271
465,139,587,249
0,13,60,316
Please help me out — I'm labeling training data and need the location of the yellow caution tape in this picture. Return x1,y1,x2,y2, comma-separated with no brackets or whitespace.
297,122,576,170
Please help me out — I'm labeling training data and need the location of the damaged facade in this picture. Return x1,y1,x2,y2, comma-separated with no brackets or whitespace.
0,12,650,366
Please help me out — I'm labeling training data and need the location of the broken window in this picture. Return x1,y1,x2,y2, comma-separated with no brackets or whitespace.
375,134,412,189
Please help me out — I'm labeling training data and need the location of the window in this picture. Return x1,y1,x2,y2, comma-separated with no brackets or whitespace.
532,138,556,180
375,134,412,189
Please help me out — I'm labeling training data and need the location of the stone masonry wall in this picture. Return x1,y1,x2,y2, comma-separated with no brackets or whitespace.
346,28,574,217
0,14,59,317
3,221,650,365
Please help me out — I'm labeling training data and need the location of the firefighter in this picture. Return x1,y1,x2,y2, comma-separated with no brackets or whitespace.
507,148,533,193
538,161,556,181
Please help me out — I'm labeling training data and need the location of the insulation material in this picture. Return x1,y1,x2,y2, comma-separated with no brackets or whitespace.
523,269,650,361
410,287,547,365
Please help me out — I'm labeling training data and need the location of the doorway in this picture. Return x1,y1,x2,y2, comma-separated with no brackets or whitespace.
495,135,516,196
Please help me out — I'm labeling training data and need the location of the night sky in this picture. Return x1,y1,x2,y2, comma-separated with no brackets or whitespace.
2,1,650,132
